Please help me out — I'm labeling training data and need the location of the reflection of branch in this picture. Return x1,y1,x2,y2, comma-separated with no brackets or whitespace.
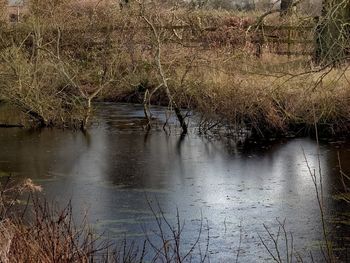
338,152,350,193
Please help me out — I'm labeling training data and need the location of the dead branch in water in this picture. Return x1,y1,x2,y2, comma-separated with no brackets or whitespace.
138,0,188,134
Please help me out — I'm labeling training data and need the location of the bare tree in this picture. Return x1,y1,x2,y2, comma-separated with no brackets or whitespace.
0,0,122,129
138,0,189,134
315,0,350,64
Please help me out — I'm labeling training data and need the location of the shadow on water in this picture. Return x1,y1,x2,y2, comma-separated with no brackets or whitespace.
0,102,349,261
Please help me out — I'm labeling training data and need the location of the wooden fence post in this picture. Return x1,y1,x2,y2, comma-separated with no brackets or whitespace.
255,24,264,58
287,27,292,58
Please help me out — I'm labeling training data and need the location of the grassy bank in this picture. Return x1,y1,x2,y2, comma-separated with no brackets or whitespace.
0,0,349,137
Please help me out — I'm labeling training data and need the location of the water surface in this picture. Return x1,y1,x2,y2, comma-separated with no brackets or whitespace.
0,103,349,261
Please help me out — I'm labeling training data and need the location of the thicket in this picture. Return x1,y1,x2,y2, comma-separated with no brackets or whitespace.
0,0,348,137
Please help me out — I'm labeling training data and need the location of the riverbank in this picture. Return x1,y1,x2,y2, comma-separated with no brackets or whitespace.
0,1,349,138
101,59,350,139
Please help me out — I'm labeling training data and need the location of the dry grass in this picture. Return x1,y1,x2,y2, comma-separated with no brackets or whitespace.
0,177,109,263
188,53,350,137
0,0,348,137
0,178,210,263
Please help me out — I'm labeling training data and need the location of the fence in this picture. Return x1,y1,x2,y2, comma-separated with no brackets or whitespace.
253,23,315,58
4,8,317,59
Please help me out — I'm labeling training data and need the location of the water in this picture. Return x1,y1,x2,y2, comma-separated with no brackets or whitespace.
0,103,349,262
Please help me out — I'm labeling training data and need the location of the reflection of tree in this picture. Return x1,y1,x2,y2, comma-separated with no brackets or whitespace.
103,131,187,188
322,144,350,194
0,128,88,178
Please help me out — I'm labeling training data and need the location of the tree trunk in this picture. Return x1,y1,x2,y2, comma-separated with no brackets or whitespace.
280,0,293,16
315,0,350,64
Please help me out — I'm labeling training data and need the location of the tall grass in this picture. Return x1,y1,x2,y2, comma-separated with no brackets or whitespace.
0,0,349,136
0,178,211,262
0,178,107,262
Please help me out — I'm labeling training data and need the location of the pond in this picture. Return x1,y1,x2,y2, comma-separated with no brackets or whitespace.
0,103,349,262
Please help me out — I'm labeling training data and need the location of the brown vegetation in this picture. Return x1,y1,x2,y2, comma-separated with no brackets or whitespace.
0,0,348,137
0,177,212,262
0,178,106,262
